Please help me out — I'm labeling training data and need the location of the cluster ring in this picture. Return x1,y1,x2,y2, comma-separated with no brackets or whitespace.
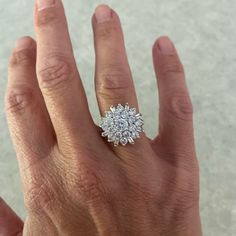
99,103,144,146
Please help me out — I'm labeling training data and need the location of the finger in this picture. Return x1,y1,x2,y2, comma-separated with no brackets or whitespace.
0,197,23,235
34,0,95,151
5,36,55,171
152,37,195,161
92,5,149,152
92,5,138,114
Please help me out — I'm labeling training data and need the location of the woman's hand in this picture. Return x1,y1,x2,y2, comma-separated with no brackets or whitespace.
2,1,202,235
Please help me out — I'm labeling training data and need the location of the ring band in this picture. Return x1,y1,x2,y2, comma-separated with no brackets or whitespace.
100,104,144,146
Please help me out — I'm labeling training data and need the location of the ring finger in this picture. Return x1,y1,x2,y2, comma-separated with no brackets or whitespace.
92,5,148,152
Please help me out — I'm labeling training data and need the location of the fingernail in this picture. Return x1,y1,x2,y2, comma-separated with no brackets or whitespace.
95,4,112,23
15,37,33,51
37,0,55,11
158,36,174,54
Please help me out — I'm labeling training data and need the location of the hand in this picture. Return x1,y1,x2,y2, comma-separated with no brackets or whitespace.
2,1,202,235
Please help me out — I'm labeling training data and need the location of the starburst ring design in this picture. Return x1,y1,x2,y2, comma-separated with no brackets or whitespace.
99,104,144,146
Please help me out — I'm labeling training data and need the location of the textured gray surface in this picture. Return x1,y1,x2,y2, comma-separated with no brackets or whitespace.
0,0,236,235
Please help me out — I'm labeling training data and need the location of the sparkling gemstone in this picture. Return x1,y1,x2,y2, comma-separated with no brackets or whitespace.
102,131,108,137
122,130,131,139
117,119,128,131
129,125,136,132
114,139,119,147
120,137,128,146
128,137,134,144
136,126,142,132
105,111,113,117
110,106,116,112
125,105,130,111
108,135,115,142
121,110,129,119
115,132,122,139
131,132,136,138
128,116,136,124
129,108,136,115
135,120,143,127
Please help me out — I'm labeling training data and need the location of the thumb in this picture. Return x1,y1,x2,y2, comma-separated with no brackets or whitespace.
0,197,23,235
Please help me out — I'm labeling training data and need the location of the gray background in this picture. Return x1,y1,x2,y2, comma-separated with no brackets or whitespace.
0,0,236,235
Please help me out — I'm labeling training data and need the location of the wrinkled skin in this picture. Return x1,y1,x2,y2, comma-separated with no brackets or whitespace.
1,1,202,235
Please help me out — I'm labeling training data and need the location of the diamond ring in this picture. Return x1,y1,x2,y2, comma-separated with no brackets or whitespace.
99,104,144,146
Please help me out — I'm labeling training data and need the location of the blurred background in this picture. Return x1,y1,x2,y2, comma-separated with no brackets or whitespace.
0,0,235,235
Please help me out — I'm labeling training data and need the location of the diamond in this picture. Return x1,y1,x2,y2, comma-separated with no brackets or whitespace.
108,135,115,142
117,104,124,110
128,116,136,124
117,119,128,131
122,130,131,139
129,108,136,115
121,110,129,119
114,139,119,147
135,120,143,126
128,137,134,144
115,132,122,139
120,137,128,146
101,131,108,137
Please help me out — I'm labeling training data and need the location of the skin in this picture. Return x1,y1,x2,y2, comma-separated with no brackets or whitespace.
1,1,202,235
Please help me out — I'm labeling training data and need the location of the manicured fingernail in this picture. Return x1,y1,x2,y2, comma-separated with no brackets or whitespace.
15,37,33,51
95,4,112,23
37,0,55,11
158,36,174,54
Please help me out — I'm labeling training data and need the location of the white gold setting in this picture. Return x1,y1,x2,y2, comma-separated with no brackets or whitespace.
99,104,144,146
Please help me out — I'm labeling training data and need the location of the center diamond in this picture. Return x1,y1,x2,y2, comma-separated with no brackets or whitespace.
116,119,128,131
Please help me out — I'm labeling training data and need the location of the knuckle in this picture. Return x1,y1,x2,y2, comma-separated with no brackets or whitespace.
5,86,33,114
159,55,184,77
9,49,35,67
164,91,193,121
25,179,54,213
24,168,62,214
129,179,154,202
38,55,73,93
95,23,120,41
96,64,132,101
69,163,110,205
173,185,199,210
164,171,199,211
